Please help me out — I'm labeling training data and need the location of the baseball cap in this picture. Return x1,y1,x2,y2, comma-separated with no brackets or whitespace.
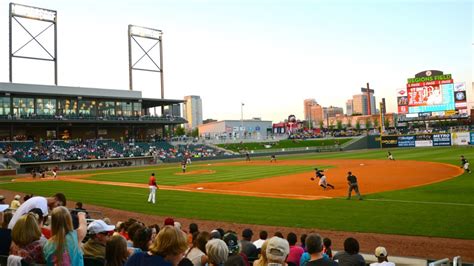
266,236,290,262
174,221,182,230
88,219,115,234
0,195,4,200
14,195,21,200
210,230,221,239
164,217,175,226
242,228,253,238
223,232,240,255
375,246,388,257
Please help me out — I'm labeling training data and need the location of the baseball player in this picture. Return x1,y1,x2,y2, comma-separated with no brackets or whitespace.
460,155,472,174
52,166,58,178
270,154,276,163
245,151,251,161
181,160,187,173
314,168,334,190
346,171,362,200
387,151,394,161
147,173,158,204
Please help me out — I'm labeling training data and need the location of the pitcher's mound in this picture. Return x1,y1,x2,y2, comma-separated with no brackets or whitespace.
175,169,216,175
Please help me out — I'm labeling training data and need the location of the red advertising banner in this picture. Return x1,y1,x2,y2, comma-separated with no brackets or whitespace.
398,105,408,114
407,79,453,88
407,85,443,106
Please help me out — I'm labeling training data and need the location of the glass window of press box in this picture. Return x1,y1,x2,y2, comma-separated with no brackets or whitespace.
133,102,142,116
98,101,115,117
36,98,56,115
0,97,11,115
12,97,34,116
78,100,97,116
58,99,78,115
116,101,133,116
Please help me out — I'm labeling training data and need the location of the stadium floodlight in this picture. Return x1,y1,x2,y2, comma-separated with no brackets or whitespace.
128,24,164,107
9,2,58,85
129,25,162,40
11,3,56,22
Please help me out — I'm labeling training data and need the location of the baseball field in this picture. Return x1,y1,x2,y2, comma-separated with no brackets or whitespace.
1,146,473,259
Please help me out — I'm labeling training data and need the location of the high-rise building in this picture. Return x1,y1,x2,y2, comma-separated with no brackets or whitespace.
183,95,203,130
352,94,376,115
310,104,324,124
304,99,317,121
325,106,344,118
346,99,353,116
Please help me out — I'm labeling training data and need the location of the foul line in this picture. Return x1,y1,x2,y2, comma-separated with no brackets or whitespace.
365,198,474,207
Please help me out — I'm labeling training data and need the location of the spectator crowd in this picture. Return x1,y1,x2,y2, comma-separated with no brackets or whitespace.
0,140,225,164
0,193,396,266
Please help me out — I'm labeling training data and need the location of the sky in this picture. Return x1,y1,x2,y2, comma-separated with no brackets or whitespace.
0,0,472,122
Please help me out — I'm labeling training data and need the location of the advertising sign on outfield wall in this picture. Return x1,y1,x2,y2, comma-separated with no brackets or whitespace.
415,134,433,147
381,136,398,148
433,133,451,146
397,136,415,147
470,132,474,145
451,132,470,146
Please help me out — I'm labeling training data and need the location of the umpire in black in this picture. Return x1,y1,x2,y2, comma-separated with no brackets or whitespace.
347,171,362,200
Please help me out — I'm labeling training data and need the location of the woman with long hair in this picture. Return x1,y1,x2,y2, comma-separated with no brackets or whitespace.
252,240,268,266
105,235,129,266
125,225,188,266
43,206,87,265
185,231,210,266
10,213,45,264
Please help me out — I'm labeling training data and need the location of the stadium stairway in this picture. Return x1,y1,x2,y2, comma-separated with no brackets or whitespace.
342,135,370,151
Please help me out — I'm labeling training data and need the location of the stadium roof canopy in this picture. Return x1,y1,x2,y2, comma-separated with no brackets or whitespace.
0,82,183,108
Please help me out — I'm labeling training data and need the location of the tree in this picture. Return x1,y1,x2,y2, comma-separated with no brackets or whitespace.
365,119,372,129
319,120,324,129
191,128,199,138
384,118,390,129
336,120,343,130
347,119,352,129
355,120,361,131
373,118,379,129
175,126,185,136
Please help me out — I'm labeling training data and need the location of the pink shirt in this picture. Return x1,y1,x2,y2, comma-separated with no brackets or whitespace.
287,245,304,266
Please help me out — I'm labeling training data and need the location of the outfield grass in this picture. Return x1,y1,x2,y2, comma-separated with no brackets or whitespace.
217,138,352,152
1,147,473,239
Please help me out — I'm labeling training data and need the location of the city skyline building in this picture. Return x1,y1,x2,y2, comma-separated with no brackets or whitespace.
183,95,203,130
304,99,317,121
352,94,376,115
346,99,353,116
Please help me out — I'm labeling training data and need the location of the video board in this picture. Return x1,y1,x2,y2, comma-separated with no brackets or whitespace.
397,72,468,117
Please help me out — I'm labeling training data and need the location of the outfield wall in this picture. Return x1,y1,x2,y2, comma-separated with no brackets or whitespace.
380,132,473,148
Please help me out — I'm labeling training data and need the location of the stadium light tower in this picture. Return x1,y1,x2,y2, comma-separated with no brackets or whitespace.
128,25,164,100
241,103,244,139
9,3,58,85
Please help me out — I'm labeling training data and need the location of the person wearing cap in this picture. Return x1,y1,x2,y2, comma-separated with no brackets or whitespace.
164,217,175,226
8,193,67,229
303,233,337,266
369,247,395,266
333,237,365,266
241,229,258,259
266,236,290,266
82,219,115,259
224,232,250,266
0,195,5,205
10,195,21,211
